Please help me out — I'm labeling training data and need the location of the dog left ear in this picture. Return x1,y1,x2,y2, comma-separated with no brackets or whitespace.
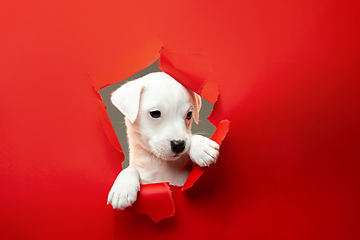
111,80,144,123
193,93,202,124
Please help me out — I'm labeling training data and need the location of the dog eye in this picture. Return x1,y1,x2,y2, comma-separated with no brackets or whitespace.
186,111,192,120
150,110,161,118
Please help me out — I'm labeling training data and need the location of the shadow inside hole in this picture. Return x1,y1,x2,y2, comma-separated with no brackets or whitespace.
99,60,216,168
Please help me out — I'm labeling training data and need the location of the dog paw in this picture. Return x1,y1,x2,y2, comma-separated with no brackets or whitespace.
107,168,140,210
189,135,220,167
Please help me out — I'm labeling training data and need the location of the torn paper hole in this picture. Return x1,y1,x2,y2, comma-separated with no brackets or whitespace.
99,61,217,169
93,45,229,222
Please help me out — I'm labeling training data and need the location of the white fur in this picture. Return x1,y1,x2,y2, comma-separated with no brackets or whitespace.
107,72,219,210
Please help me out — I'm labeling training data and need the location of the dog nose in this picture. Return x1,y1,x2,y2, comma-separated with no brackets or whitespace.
170,140,185,154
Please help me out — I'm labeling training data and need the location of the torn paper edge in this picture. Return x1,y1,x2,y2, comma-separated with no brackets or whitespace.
91,42,230,222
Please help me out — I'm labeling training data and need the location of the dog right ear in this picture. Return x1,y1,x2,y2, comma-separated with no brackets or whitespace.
193,92,202,124
111,80,144,123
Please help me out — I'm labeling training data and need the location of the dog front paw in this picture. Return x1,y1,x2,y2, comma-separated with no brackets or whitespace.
107,167,140,210
189,135,220,167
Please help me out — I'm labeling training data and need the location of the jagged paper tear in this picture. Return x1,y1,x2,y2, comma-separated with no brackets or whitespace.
92,40,229,222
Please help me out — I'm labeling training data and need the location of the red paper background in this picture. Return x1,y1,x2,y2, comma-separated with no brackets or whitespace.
1,0,359,239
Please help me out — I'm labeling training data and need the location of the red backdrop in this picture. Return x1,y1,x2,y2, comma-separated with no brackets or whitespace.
1,0,359,239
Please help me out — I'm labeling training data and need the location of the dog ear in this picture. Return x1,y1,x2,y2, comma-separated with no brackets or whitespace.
111,80,144,123
193,93,202,124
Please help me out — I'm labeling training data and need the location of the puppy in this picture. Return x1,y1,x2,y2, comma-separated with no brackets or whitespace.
107,72,219,210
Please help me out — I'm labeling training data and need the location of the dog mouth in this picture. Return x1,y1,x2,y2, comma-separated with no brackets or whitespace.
160,152,183,161
152,150,181,161
165,153,182,161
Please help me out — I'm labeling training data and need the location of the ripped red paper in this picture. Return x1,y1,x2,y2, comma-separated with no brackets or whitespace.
92,43,230,222
127,183,175,223
94,90,124,154
1,1,360,239
182,120,230,190
159,48,219,103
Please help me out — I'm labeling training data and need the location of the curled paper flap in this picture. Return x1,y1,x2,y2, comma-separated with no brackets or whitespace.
94,90,124,155
126,183,175,223
159,48,219,103
182,120,230,190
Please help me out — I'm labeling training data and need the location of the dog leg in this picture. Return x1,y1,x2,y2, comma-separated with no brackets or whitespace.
189,135,220,167
107,167,140,210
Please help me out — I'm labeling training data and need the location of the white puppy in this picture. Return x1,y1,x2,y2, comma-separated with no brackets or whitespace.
107,72,219,210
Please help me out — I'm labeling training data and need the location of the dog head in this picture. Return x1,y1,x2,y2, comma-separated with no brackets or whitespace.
111,72,202,161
